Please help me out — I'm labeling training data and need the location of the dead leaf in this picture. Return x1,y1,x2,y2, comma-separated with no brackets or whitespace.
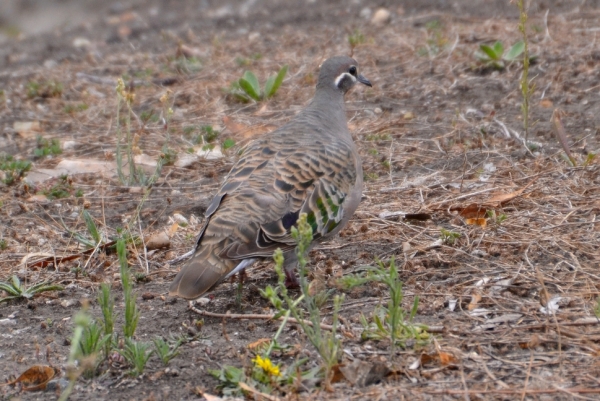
465,218,487,228
247,338,270,351
238,381,278,401
486,180,536,206
467,293,481,311
2,365,58,391
519,333,541,349
456,204,488,219
540,99,553,108
168,222,179,237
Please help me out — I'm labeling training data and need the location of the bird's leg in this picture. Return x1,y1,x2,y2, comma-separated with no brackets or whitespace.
283,250,300,289
235,269,246,306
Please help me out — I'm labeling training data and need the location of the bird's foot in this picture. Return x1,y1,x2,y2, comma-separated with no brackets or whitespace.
284,269,300,289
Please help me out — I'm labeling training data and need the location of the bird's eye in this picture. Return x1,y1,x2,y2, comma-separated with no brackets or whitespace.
348,66,357,75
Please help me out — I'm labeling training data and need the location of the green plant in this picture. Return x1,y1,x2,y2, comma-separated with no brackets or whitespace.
27,80,63,98
119,338,153,376
261,213,343,387
348,29,365,49
153,337,182,366
487,209,507,225
77,320,111,378
117,239,140,338
418,19,448,57
475,40,525,69
0,275,63,303
515,0,533,144
230,65,288,102
0,154,31,185
440,228,461,245
59,305,94,401
0,239,7,250
63,103,88,114
115,78,165,187
341,258,428,361
222,138,236,150
98,283,115,358
34,136,62,158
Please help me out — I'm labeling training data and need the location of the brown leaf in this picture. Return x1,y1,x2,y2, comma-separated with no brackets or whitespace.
3,365,58,391
467,293,482,311
457,204,488,219
247,338,270,351
486,179,536,206
465,218,487,228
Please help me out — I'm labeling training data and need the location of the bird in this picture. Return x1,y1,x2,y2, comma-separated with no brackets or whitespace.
169,56,372,299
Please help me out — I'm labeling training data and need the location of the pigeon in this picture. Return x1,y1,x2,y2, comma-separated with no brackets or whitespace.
170,56,371,299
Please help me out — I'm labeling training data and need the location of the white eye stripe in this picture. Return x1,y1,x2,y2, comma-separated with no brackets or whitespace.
334,72,357,88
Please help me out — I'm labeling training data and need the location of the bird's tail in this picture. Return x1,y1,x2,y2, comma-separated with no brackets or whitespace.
169,242,235,299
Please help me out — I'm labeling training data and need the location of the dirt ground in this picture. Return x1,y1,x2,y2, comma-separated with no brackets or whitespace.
1,0,600,400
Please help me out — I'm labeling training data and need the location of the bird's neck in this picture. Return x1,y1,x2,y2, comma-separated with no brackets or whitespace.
298,88,349,136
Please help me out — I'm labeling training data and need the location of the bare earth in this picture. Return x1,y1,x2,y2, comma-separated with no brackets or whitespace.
1,0,600,400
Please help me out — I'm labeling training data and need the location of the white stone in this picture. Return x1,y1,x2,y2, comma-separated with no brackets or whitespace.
371,8,391,26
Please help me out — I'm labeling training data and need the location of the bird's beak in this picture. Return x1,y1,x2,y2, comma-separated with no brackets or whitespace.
357,74,372,87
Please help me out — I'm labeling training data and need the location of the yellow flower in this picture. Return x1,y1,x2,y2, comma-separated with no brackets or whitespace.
252,355,281,377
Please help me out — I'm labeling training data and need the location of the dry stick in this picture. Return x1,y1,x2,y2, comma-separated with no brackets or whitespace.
188,303,334,331
520,351,534,401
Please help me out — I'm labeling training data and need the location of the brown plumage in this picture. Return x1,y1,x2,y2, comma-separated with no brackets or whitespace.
169,56,371,299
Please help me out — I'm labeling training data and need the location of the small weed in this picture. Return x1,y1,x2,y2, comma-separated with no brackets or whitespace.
487,210,507,225
222,138,236,150
340,258,428,361
583,152,597,166
0,239,7,250
595,298,600,319
41,176,72,200
34,136,62,158
119,338,153,376
0,275,63,303
77,320,111,378
75,189,84,198
368,148,378,156
348,29,365,49
117,239,140,338
27,80,63,98
230,65,288,102
0,154,32,185
173,56,202,74
160,145,177,166
440,228,461,245
475,40,526,69
98,283,115,358
365,133,391,142
63,103,89,114
153,337,182,366
418,19,448,57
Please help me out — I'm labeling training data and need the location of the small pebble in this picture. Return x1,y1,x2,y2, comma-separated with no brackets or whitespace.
371,8,391,26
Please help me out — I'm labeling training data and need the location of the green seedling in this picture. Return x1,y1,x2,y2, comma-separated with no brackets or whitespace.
34,136,62,158
77,320,111,378
98,283,115,357
27,80,63,98
59,306,93,401
0,275,63,303
341,258,428,361
119,338,153,376
440,228,461,245
475,40,525,69
0,239,7,250
230,65,288,102
153,337,182,366
0,154,31,185
117,239,140,338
